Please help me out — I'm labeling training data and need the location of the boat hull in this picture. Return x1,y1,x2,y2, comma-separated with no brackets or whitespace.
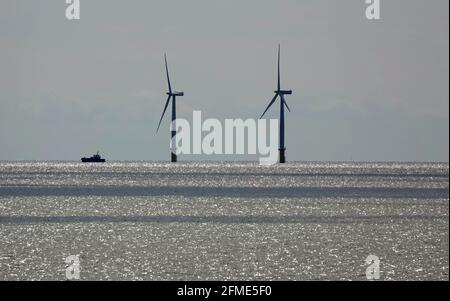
81,158,106,163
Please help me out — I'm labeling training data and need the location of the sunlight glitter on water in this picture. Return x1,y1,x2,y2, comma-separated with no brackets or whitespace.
0,161,448,280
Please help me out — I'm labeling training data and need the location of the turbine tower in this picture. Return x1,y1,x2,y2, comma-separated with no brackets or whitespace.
259,44,292,163
156,53,184,163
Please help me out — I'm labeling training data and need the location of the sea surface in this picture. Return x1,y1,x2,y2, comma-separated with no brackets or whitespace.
0,161,448,280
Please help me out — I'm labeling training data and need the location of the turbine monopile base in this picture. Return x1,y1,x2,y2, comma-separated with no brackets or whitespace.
279,148,286,164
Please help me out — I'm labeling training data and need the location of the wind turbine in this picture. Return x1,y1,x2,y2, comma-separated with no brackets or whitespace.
259,44,292,164
156,53,184,163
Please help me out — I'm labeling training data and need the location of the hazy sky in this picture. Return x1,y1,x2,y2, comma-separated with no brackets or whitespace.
0,0,448,161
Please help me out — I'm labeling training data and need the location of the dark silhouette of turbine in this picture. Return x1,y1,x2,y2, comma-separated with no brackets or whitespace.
156,53,184,163
259,44,292,163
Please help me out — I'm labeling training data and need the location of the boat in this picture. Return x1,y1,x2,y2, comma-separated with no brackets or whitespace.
81,152,106,163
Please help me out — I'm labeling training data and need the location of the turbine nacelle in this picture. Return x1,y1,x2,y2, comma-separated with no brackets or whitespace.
276,90,292,95
167,91,184,97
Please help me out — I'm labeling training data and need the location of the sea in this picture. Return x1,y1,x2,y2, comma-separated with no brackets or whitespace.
0,161,448,280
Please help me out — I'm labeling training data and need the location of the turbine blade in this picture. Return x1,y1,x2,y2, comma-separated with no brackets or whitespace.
277,44,281,91
156,95,171,133
283,98,291,112
260,94,278,119
164,53,172,94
